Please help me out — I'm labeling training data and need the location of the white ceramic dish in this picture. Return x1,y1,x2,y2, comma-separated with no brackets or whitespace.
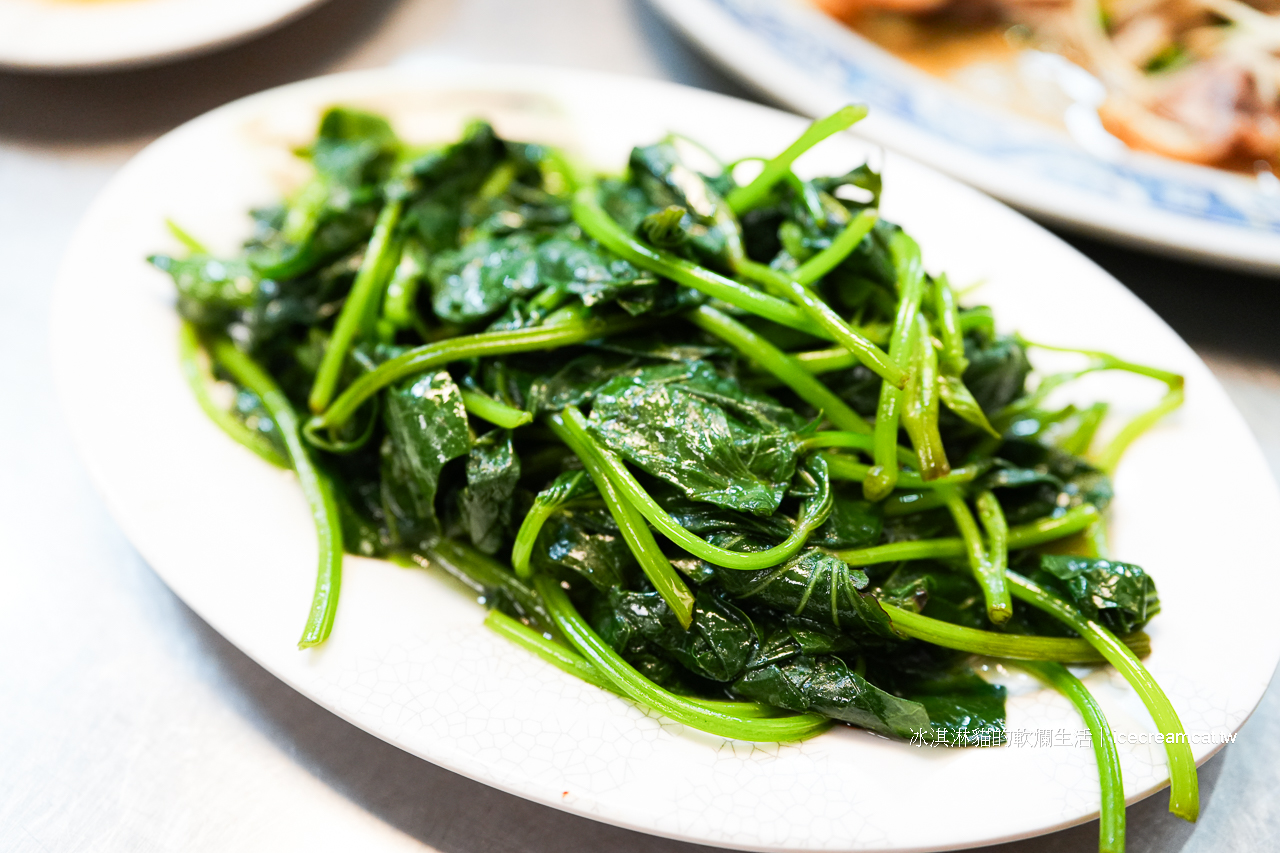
0,0,327,70
50,65,1280,851
648,0,1280,273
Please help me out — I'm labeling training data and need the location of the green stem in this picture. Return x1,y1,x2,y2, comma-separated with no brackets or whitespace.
820,452,982,489
725,105,868,213
561,407,831,570
510,501,561,581
486,609,611,688
1019,338,1184,388
865,231,926,500
1060,402,1109,457
789,308,990,376
1095,388,1184,474
881,490,948,516
801,431,918,467
793,208,879,286
165,218,210,255
687,305,870,434
941,487,1011,624
536,577,832,741
933,273,969,374
547,414,695,628
901,314,949,479
834,504,1100,565
460,388,533,429
208,336,343,649
1006,571,1198,822
882,604,1149,662
486,610,781,718
415,540,553,634
178,322,289,468
379,238,427,336
1019,661,1126,853
308,199,403,413
975,488,1011,601
736,259,904,387
309,315,643,433
572,188,823,336
974,489,1013,624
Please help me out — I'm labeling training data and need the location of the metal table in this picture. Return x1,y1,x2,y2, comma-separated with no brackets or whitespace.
2,1,1275,850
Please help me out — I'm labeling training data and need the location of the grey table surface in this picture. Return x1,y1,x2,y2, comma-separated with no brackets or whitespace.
2,1,1278,850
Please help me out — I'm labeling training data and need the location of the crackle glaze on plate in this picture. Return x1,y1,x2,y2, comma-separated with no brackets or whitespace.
648,0,1280,272
51,66,1280,852
0,0,328,70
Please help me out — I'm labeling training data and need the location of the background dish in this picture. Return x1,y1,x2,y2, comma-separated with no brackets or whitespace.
0,0,329,70
50,64,1280,851
648,0,1280,272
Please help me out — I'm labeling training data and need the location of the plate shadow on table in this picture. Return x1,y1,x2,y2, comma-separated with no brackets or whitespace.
172,588,1224,853
0,0,401,145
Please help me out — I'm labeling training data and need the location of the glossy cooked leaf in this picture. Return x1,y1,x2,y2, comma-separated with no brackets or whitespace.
983,439,1114,524
714,546,897,640
868,646,1007,746
733,641,931,739
809,489,882,550
405,121,508,252
381,370,471,546
963,334,1032,415
586,362,803,515
628,143,737,268
601,588,758,682
533,506,637,592
150,255,257,324
536,235,657,305
1037,555,1160,634
309,107,400,195
429,230,655,324
937,374,1000,438
460,430,521,554
526,353,682,416
530,469,596,511
429,232,544,323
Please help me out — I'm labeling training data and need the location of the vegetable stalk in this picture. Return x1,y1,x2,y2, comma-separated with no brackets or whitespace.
865,231,926,500
536,576,832,741
1006,571,1199,822
1019,660,1126,853
207,335,343,649
725,105,868,213
547,413,696,627
561,407,832,570
309,199,403,413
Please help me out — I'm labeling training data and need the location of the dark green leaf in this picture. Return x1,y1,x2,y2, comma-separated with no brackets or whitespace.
1037,555,1160,633
460,430,521,554
534,506,636,592
380,370,471,547
587,362,803,515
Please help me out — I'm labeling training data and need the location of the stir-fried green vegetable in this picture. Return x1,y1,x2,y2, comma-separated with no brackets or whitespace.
156,105,1196,852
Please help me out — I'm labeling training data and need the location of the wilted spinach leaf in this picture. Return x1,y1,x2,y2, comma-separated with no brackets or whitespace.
460,430,521,554
587,361,803,515
599,588,758,682
1036,555,1160,634
381,370,471,547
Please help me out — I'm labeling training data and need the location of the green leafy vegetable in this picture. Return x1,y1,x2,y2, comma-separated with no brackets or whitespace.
161,105,1193,853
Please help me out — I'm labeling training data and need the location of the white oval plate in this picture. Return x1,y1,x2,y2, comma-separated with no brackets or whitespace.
648,0,1280,272
0,0,327,70
51,65,1280,852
